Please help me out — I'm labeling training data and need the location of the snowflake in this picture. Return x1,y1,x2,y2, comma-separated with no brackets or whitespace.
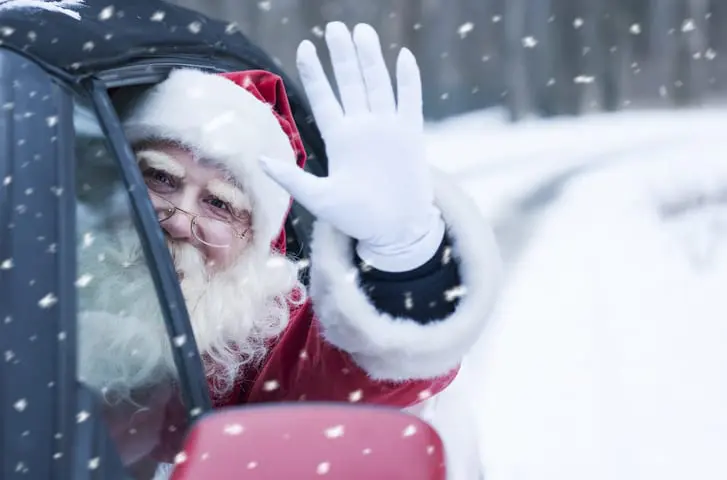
316,462,331,475
682,19,696,32
0,0,86,21
223,423,244,435
402,424,417,437
323,425,345,439
457,22,474,39
522,36,538,48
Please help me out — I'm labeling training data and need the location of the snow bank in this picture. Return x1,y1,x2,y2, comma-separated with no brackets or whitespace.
423,107,727,480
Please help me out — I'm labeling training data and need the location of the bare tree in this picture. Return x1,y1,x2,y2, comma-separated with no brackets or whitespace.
672,0,710,106
502,0,531,121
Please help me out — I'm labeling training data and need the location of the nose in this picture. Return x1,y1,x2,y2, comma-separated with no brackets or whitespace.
161,209,193,241
157,193,196,242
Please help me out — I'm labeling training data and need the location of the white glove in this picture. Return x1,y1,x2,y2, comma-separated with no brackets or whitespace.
259,22,445,272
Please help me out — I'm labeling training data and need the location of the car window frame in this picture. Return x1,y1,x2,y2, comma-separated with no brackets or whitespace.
79,78,213,417
0,47,129,480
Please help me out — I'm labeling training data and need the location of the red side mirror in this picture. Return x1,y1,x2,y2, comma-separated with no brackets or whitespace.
170,403,446,480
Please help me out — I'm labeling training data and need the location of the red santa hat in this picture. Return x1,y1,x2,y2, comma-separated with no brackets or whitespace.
121,68,307,254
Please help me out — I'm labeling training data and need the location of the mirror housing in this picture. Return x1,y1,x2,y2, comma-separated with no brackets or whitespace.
170,403,446,480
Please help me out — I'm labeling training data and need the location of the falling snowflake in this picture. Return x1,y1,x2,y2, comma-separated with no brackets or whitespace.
13,398,28,412
87,457,100,470
444,285,467,302
705,48,717,60
38,292,58,308
311,25,324,37
1,258,12,270
174,452,188,464
76,410,90,423
97,4,112,20
492,15,502,23
3,175,11,185
457,22,474,39
263,379,280,392
362,448,372,455
427,445,436,455
573,18,584,28
418,389,432,400
402,424,417,437
4,350,14,362
316,462,331,475
247,461,258,469
522,36,538,48
574,75,596,84
324,425,345,439
630,23,642,35
223,423,244,435
75,273,93,288
682,19,696,32
0,0,86,20
173,334,187,347
348,389,363,402
257,0,271,11
188,21,202,34
82,232,94,248
404,292,414,310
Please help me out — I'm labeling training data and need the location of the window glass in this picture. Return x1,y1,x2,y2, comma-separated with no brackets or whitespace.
74,95,186,478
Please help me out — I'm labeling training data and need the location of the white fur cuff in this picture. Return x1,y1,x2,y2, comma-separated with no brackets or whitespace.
308,169,502,381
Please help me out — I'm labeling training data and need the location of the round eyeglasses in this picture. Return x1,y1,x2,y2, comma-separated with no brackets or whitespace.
149,192,249,248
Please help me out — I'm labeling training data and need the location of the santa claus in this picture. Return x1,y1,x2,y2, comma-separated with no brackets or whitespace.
76,21,500,473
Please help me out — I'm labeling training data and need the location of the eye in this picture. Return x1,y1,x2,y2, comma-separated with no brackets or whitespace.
207,196,230,212
143,168,176,190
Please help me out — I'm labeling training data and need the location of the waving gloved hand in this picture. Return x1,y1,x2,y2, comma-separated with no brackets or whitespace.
259,22,445,272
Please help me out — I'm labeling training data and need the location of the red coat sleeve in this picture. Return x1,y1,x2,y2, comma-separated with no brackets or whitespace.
236,300,459,408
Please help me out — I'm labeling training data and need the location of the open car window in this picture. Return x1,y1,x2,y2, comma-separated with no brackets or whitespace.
74,95,188,477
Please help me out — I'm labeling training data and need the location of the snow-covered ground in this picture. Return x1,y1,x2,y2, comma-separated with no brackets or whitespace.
425,107,727,480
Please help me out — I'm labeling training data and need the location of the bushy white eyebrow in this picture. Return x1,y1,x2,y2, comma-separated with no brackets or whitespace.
207,179,252,212
135,150,186,178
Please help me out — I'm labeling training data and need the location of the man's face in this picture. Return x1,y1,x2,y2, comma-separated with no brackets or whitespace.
135,142,253,272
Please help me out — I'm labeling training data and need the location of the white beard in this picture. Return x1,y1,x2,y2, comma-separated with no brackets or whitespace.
76,215,305,403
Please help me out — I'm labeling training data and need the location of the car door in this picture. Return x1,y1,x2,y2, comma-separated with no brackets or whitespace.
0,47,130,480
1,48,212,480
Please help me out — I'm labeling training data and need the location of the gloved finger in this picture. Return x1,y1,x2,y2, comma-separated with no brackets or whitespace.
396,47,424,130
297,40,344,135
353,23,396,114
259,156,329,217
325,21,369,116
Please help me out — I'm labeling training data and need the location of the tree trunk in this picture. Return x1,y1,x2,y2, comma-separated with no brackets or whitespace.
503,0,531,121
673,0,709,106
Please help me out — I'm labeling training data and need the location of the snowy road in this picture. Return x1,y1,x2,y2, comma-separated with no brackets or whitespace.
426,108,727,480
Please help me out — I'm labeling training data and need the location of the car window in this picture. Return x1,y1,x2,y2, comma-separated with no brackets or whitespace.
73,95,187,477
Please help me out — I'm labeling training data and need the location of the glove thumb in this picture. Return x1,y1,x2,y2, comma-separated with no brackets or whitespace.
258,156,328,216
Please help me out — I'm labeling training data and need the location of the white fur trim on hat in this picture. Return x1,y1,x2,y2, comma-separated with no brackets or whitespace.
121,68,297,251
308,168,503,381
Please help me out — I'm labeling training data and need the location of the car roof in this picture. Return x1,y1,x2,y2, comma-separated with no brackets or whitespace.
0,0,276,76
